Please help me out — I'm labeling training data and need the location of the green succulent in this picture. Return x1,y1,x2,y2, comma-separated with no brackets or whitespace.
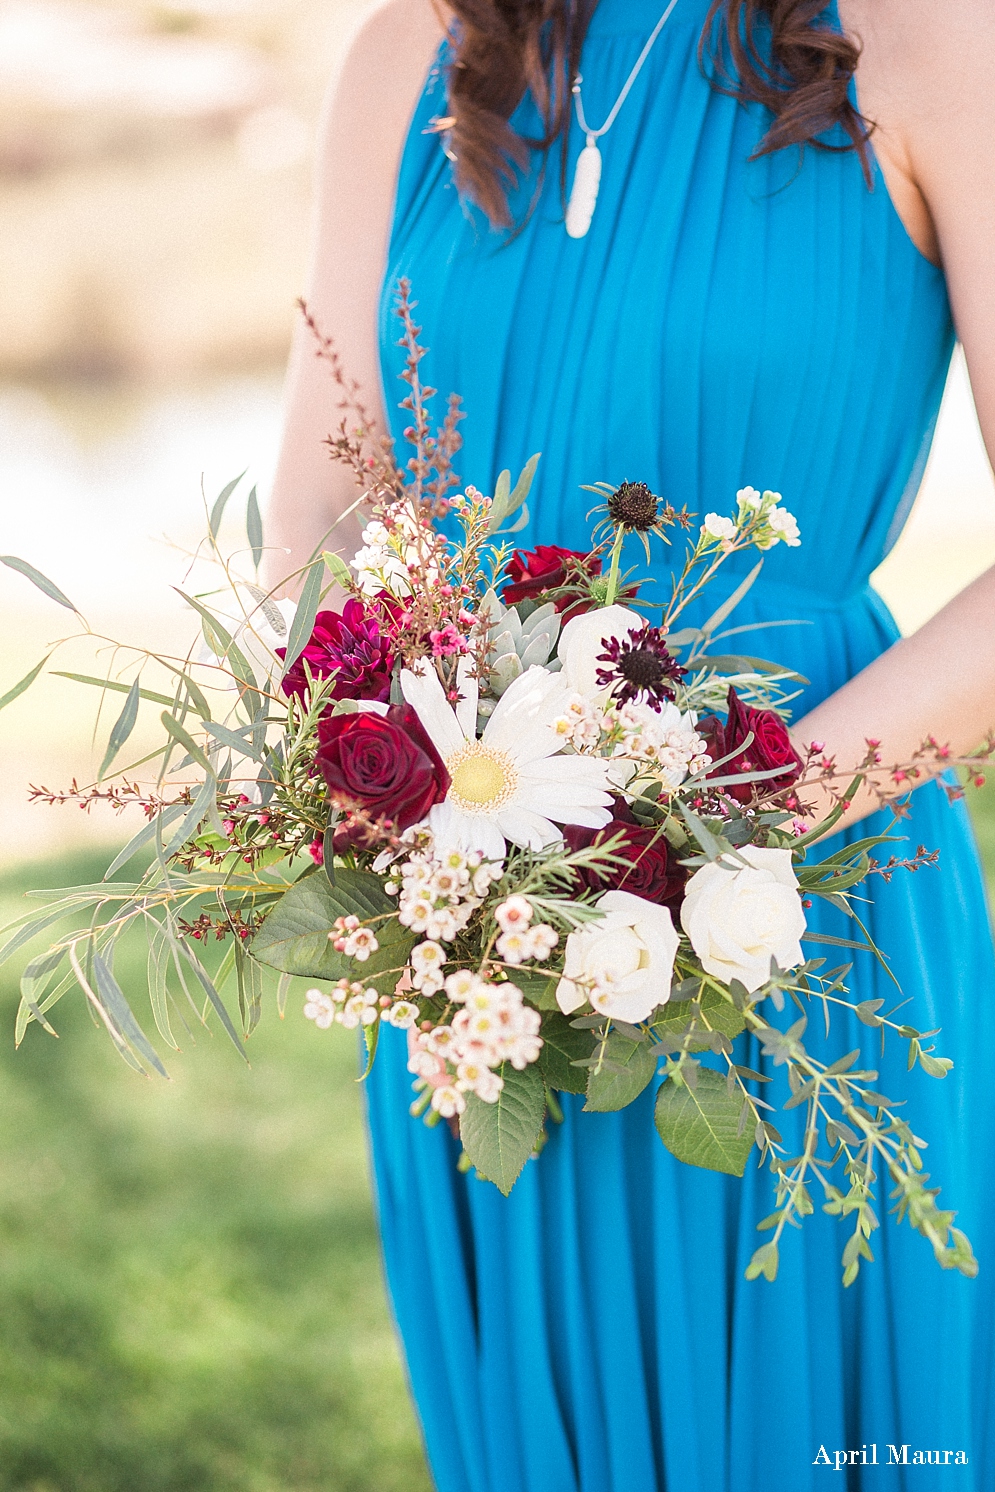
479,590,563,698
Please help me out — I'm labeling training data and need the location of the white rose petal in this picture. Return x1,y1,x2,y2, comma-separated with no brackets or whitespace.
556,888,679,1024
680,845,806,994
557,605,646,698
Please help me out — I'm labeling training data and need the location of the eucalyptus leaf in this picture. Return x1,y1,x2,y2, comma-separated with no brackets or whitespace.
459,1062,546,1195
209,471,246,537
250,867,416,996
584,1032,658,1112
52,672,175,708
245,485,263,570
321,550,354,589
103,802,187,880
0,653,51,712
91,950,169,1078
1,554,79,612
98,677,141,780
654,1067,755,1175
281,560,324,674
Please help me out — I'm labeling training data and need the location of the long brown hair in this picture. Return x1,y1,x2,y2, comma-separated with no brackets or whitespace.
442,0,870,228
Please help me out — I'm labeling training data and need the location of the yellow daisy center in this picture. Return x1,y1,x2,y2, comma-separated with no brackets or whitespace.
447,743,518,813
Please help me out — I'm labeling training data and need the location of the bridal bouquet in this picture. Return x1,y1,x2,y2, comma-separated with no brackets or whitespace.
1,292,986,1287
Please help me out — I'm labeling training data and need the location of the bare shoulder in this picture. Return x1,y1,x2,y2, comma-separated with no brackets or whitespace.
839,0,995,264
840,0,995,139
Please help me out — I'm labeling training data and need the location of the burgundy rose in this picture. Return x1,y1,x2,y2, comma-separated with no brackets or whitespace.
280,600,394,705
316,704,450,832
564,799,687,914
502,544,603,618
703,686,804,804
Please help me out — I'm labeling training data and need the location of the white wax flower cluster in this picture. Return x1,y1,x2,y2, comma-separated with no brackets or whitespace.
550,690,604,751
408,971,543,1116
304,980,418,1031
350,501,435,597
700,488,801,550
493,894,559,965
608,700,710,788
385,844,504,943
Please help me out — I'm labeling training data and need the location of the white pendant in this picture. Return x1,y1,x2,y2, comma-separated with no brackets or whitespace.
565,138,602,239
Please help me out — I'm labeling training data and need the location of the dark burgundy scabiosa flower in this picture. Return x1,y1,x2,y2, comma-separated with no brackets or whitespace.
607,481,660,532
279,600,394,705
596,625,686,712
503,544,603,617
702,686,804,804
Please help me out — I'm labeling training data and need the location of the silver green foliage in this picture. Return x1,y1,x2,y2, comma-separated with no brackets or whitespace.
479,589,562,701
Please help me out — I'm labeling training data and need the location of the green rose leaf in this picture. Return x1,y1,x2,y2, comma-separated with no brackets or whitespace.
584,1032,659,1112
251,866,415,995
513,969,561,1010
653,987,746,1046
654,1066,755,1175
538,1011,593,1095
460,1063,546,1196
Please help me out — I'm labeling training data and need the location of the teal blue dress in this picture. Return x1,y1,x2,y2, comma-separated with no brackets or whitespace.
367,2,995,1486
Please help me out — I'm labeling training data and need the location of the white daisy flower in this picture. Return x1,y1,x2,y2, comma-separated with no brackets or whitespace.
400,660,613,859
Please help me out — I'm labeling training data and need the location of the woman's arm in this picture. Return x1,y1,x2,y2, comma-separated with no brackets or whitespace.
264,0,445,591
797,0,995,825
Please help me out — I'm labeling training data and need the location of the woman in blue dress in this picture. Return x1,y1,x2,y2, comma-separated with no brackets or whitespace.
269,1,995,1486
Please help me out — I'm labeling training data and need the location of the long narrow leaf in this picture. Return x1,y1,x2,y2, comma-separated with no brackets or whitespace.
180,946,248,1062
159,712,213,775
1,554,79,611
69,944,147,1074
147,921,180,1050
98,677,141,780
92,950,169,1077
103,802,187,880
164,772,218,856
246,485,263,570
0,653,51,712
281,560,323,673
204,720,267,764
701,560,763,637
209,471,246,537
52,671,175,707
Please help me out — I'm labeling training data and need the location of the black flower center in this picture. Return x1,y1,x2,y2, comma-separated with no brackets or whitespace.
607,481,660,531
618,646,669,690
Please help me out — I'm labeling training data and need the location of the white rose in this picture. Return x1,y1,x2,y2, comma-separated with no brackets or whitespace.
557,604,645,698
701,512,736,541
556,889,679,1024
680,846,805,994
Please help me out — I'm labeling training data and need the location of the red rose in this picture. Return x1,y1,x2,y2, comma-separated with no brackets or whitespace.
704,686,804,803
316,705,450,832
503,544,602,618
564,800,687,913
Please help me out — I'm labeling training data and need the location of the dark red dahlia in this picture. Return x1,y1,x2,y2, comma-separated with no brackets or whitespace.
596,625,685,711
279,600,394,705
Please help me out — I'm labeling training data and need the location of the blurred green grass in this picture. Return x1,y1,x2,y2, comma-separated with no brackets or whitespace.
1,783,994,1491
0,849,431,1492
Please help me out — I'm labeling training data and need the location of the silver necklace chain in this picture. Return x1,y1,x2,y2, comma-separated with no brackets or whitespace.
566,0,681,238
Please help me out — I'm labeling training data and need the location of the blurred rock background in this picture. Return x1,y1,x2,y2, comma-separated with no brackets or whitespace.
0,3,993,1485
